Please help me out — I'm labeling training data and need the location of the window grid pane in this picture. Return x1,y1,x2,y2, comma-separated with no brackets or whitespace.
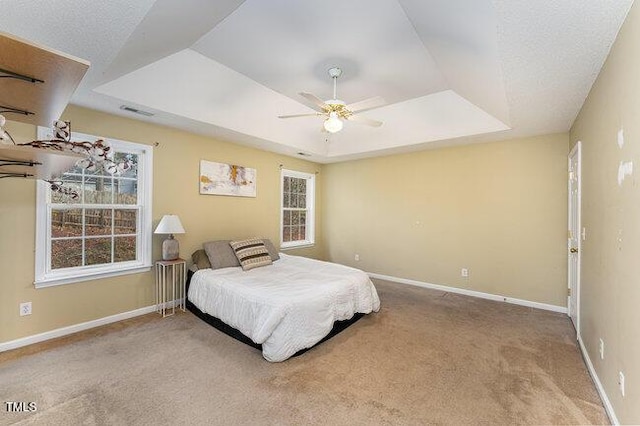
114,178,138,205
282,176,309,243
114,209,137,235
51,209,83,237
114,236,137,263
51,239,83,269
85,237,112,265
48,150,141,271
84,175,114,204
85,208,112,236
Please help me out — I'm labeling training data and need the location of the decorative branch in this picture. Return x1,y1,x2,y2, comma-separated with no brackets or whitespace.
17,120,134,199
46,180,79,200
20,121,133,176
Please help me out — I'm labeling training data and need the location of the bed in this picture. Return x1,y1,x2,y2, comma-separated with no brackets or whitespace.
187,252,380,362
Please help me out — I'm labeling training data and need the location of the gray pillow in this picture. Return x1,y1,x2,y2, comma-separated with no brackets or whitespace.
191,249,212,270
203,240,241,269
261,238,280,261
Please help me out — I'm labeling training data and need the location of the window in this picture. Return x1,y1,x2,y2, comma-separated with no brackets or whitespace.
280,169,315,249
35,128,153,287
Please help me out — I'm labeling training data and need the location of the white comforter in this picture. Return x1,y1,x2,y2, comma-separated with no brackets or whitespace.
188,254,380,362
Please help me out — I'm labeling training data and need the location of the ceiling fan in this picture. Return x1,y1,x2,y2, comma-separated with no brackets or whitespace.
278,67,385,133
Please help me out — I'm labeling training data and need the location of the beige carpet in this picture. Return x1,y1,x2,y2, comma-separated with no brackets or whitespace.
0,280,607,425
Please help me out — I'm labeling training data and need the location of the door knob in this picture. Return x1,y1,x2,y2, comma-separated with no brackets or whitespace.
570,247,578,253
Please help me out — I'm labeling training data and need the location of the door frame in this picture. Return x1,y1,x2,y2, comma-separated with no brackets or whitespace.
568,141,582,337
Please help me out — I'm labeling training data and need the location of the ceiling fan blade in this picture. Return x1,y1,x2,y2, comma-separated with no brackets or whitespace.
346,114,383,127
278,113,323,119
299,92,328,112
346,96,386,113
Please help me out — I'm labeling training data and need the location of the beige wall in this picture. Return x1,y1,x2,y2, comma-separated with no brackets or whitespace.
570,2,640,423
323,134,569,307
0,105,324,343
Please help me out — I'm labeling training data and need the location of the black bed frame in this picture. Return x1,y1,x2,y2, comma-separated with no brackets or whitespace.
185,270,364,358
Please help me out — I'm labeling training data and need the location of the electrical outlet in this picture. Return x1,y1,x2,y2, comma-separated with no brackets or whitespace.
354,254,360,261
599,338,604,360
619,371,625,397
19,302,32,316
461,268,469,278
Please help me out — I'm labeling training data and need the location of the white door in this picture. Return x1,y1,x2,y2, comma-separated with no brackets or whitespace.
568,142,581,335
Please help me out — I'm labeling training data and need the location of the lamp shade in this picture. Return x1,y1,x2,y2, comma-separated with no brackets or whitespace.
154,215,185,234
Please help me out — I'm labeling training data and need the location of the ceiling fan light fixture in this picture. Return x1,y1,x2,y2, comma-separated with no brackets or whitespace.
323,112,343,133
278,66,384,132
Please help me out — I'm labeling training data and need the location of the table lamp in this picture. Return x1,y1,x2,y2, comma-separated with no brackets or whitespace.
154,215,185,260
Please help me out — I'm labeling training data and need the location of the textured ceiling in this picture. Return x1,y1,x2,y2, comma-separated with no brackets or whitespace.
0,0,634,162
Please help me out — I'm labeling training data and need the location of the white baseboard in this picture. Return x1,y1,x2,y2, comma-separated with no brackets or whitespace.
0,301,182,353
577,336,619,425
368,272,567,313
0,305,154,353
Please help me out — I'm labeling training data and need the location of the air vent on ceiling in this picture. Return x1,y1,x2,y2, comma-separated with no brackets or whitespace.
119,105,154,117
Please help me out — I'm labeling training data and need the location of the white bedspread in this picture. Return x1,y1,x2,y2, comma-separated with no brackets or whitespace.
188,253,380,362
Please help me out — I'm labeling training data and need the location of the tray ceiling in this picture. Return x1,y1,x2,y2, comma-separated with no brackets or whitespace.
0,0,633,162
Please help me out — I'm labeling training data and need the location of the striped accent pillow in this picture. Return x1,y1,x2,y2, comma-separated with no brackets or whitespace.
229,238,273,271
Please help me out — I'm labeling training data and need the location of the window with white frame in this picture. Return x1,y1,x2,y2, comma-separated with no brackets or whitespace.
281,169,315,248
35,128,153,288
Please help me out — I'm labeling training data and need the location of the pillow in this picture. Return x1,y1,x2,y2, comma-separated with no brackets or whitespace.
261,238,280,261
191,249,212,270
203,240,241,270
229,238,273,271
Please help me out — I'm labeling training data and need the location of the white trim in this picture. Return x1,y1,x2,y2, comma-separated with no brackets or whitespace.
369,272,567,313
34,127,153,287
280,169,315,248
0,304,153,353
281,169,315,180
568,141,582,335
34,265,152,288
577,336,619,425
280,242,315,250
0,298,186,352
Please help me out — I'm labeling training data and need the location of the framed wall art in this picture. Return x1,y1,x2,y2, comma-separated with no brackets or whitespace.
199,160,257,197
